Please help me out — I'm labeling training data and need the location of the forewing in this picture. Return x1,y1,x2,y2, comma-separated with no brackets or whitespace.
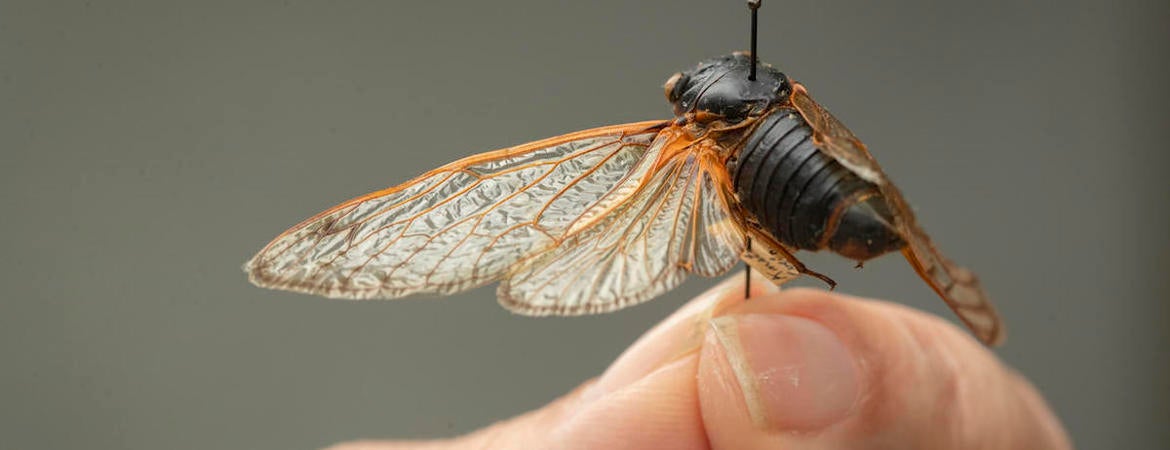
498,139,744,315
888,186,1006,345
244,121,669,299
789,83,885,184
789,85,1004,345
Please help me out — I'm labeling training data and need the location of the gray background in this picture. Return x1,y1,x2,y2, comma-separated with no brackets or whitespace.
2,1,1167,449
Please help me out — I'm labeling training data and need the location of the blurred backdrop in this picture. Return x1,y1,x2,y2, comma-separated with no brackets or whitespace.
2,1,1167,449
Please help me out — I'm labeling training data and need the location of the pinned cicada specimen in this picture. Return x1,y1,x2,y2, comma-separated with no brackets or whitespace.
244,53,1003,345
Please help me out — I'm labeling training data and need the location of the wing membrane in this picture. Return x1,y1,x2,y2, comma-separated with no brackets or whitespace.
789,83,885,184
498,139,744,315
789,85,1005,345
244,121,669,299
889,187,1006,345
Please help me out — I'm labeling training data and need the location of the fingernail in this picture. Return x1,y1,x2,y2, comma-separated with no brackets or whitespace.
708,314,860,430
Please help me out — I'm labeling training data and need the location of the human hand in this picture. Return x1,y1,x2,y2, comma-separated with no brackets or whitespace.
330,274,1071,449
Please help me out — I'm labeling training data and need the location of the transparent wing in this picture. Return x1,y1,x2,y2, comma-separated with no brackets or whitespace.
244,120,669,299
789,83,1004,345
498,140,744,315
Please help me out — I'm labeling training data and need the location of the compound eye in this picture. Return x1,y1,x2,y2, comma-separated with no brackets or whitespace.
774,78,791,97
663,72,689,103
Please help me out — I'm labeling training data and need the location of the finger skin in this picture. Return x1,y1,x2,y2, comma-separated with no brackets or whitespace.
698,288,1072,450
590,271,776,400
329,285,1071,450
326,381,590,450
549,356,708,449
326,275,760,450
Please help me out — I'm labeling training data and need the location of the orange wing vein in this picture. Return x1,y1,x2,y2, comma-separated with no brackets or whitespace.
498,134,744,315
789,83,1005,345
243,120,674,300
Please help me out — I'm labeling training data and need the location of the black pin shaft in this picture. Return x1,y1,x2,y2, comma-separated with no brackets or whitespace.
745,0,761,299
748,0,760,81
744,237,752,298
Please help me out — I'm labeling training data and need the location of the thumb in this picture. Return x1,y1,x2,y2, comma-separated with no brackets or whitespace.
697,288,1071,449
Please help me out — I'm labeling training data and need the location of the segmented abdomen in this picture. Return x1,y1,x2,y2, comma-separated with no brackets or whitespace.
730,109,880,251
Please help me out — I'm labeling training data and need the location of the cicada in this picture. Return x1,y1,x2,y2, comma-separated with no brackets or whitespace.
244,53,1004,345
